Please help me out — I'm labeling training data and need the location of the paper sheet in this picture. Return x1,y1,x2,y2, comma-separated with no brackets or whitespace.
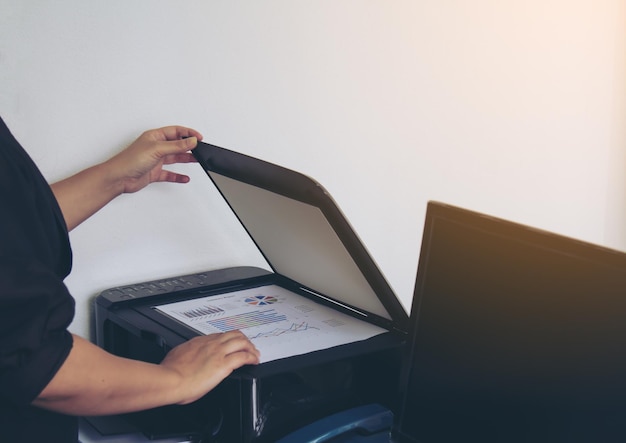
153,285,386,363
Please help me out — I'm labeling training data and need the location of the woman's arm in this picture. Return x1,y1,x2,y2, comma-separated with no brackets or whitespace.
50,126,202,231
33,332,260,416
38,125,255,416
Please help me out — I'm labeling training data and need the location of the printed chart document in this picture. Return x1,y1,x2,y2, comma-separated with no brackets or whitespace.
154,285,386,363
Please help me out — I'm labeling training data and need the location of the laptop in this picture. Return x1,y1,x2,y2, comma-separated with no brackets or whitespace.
279,201,626,443
394,201,626,443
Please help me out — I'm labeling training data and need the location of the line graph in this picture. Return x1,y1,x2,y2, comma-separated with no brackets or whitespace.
248,321,319,339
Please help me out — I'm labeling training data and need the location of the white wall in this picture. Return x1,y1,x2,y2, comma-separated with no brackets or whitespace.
1,1,624,340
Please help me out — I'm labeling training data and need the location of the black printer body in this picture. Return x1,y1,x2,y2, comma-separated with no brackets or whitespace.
92,142,408,443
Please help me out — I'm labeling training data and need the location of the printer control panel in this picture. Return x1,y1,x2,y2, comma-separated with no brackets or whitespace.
97,267,271,305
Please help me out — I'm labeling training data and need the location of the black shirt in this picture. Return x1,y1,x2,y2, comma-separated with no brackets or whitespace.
0,117,77,442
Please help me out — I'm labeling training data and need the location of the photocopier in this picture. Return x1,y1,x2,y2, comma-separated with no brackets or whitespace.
83,142,409,443
82,142,626,442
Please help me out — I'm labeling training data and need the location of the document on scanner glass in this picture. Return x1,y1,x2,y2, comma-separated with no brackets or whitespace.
154,285,386,363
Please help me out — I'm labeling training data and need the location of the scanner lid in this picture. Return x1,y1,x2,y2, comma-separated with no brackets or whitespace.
193,142,408,332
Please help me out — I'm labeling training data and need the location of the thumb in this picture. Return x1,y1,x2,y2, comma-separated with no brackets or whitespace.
161,137,198,156
181,136,198,151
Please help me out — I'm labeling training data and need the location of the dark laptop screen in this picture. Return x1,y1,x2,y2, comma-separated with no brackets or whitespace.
395,202,626,443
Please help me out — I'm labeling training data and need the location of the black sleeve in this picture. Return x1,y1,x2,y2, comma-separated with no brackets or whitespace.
0,116,75,405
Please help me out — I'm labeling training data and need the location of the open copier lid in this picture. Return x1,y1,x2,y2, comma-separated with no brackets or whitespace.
193,142,408,333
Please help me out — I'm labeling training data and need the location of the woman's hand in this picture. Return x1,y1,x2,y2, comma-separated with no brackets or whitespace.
105,126,203,195
161,331,261,405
